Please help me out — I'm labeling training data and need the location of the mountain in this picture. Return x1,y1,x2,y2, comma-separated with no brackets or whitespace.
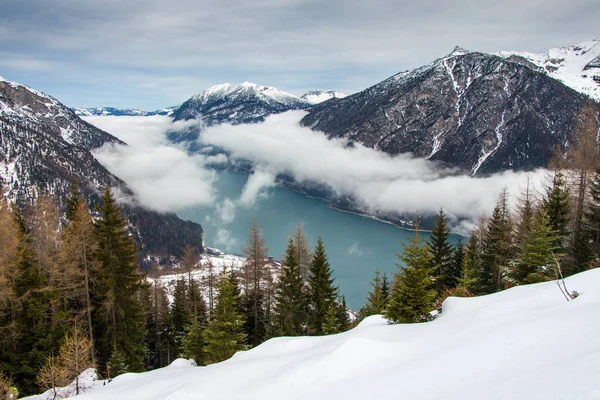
168,82,311,143
497,39,600,102
300,46,599,175
74,106,177,117
301,89,346,104
0,76,203,261
40,268,600,399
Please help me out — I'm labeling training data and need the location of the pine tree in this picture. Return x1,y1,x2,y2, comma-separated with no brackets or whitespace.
307,237,338,335
270,239,307,337
384,225,436,324
512,210,561,284
93,187,146,374
203,269,247,364
428,208,455,295
479,190,513,294
543,171,570,250
169,278,192,358
461,232,481,293
241,220,270,346
359,268,386,319
65,177,83,223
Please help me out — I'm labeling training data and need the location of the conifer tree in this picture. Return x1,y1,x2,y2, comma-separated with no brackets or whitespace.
543,171,570,250
241,220,270,346
428,208,455,295
514,177,535,249
92,187,146,374
169,278,192,358
0,195,19,349
586,167,600,258
512,210,560,284
384,225,436,324
182,318,205,366
270,239,307,337
291,221,312,281
359,268,386,319
203,269,247,364
462,232,481,293
143,269,170,369
449,237,465,287
479,190,513,294
381,273,390,306
65,177,83,223
307,237,338,335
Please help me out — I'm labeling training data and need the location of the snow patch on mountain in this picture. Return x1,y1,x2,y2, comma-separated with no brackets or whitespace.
301,89,346,104
74,106,177,117
498,39,600,101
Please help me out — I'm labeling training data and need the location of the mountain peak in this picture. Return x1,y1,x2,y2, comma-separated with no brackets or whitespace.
301,89,346,104
448,46,470,57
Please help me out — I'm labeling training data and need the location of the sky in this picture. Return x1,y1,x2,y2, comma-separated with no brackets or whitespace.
0,0,598,110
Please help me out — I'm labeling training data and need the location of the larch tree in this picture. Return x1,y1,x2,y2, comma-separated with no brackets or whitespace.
241,220,271,347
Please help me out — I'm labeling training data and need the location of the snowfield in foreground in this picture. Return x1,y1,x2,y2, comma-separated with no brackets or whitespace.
79,269,600,399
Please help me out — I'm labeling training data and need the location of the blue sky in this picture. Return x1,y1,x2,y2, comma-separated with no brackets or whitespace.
0,0,598,110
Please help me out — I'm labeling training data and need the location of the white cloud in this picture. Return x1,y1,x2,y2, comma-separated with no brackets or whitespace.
88,116,217,212
215,228,238,252
200,111,546,219
239,168,276,207
216,198,236,224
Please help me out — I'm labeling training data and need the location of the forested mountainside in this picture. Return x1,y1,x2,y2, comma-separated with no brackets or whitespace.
0,76,203,260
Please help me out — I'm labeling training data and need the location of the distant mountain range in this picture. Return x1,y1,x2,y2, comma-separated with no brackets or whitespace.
74,106,177,117
0,76,204,262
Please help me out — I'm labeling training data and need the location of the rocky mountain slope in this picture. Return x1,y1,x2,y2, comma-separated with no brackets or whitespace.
0,76,203,261
74,106,177,117
498,39,600,102
168,82,311,143
300,47,599,175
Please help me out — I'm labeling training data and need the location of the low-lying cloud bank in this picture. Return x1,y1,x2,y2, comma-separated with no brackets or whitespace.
88,116,220,212
201,111,546,219
86,112,546,227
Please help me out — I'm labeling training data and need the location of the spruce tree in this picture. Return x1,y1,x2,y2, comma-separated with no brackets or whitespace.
449,237,465,287
428,208,455,295
586,167,600,258
169,278,192,358
203,269,247,364
542,171,570,250
93,187,146,374
381,273,390,306
307,237,338,335
461,232,481,293
359,268,386,319
384,226,436,324
513,210,561,284
270,239,307,337
479,190,513,294
65,177,83,223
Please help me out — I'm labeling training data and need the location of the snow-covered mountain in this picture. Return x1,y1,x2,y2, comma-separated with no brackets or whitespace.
74,106,177,117
0,76,204,261
51,268,600,400
168,82,311,143
301,89,346,104
498,39,600,102
301,46,599,175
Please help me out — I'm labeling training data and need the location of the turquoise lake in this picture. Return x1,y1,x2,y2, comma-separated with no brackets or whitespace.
177,169,459,310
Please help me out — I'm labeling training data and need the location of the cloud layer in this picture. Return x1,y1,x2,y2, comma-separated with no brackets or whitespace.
89,116,219,212
200,112,546,219
1,0,598,109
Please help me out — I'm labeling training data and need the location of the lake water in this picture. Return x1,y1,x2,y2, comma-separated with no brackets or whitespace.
177,169,458,310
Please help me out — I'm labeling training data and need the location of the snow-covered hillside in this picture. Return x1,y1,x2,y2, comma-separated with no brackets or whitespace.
73,268,600,400
498,39,600,101
301,89,346,104
74,106,177,117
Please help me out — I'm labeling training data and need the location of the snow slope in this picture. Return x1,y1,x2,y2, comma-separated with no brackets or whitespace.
76,268,600,399
498,39,600,101
301,89,346,104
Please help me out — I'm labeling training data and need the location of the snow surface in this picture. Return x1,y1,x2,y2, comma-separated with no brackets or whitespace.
191,82,306,107
301,89,346,104
69,268,600,399
23,369,98,400
498,39,600,101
